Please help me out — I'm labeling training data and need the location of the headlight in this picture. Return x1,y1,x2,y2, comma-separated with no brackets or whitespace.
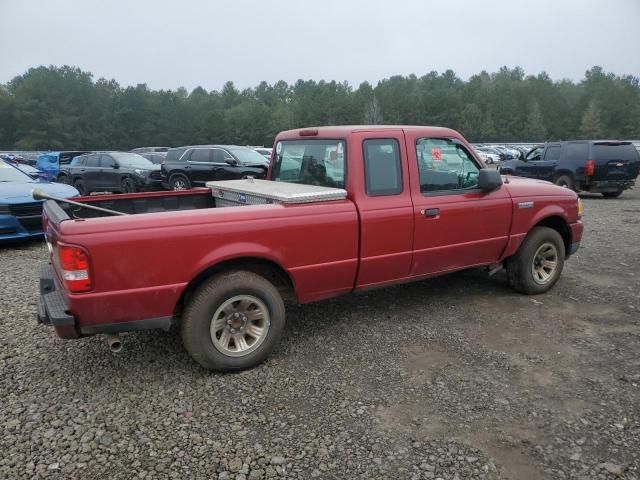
0,204,9,214
577,198,584,218
134,169,147,177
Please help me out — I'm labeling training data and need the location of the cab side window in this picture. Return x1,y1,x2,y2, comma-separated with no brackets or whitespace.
544,145,562,161
189,149,211,163
100,155,116,168
416,138,480,194
363,139,403,196
85,155,100,167
526,146,543,161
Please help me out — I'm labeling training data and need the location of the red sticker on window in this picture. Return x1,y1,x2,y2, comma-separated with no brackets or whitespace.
431,148,442,161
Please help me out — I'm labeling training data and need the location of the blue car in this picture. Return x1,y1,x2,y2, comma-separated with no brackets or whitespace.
35,151,89,181
0,160,79,243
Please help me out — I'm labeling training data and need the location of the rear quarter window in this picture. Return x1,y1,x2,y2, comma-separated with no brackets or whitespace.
166,148,188,162
564,143,589,162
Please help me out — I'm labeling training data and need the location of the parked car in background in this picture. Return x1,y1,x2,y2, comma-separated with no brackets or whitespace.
500,140,640,197
36,151,89,181
3,157,47,180
253,147,273,159
161,145,269,190
0,159,78,243
475,147,501,164
140,151,167,164
131,146,170,154
57,152,163,195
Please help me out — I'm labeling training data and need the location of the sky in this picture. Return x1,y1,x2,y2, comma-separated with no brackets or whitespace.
1,0,639,92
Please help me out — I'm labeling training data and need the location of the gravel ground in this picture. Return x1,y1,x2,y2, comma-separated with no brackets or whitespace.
1,189,639,480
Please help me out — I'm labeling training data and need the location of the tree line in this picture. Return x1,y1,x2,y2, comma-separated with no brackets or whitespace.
0,65,638,151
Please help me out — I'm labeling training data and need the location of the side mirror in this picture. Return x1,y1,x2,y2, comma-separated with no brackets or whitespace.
478,169,503,192
225,158,238,166
112,163,120,169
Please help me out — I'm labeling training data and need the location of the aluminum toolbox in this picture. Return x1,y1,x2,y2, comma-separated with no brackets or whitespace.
206,179,347,207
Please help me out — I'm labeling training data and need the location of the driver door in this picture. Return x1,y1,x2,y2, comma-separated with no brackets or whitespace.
407,135,512,276
516,145,545,178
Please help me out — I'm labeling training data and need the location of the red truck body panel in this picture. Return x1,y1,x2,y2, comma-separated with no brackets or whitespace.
41,126,583,337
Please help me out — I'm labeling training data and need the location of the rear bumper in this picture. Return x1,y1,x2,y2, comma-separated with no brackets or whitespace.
37,264,79,338
37,263,172,338
582,178,636,192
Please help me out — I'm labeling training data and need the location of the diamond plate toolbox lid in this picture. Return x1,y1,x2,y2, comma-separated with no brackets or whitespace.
206,179,347,204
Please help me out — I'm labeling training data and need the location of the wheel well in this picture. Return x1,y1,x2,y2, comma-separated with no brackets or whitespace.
172,258,295,318
553,170,574,180
535,216,571,251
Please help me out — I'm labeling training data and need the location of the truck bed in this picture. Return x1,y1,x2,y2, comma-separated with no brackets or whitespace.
58,188,215,218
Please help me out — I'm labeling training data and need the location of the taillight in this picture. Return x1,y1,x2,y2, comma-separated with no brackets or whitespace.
58,245,92,292
585,160,595,177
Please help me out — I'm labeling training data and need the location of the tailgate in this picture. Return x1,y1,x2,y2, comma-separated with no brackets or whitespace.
593,142,640,180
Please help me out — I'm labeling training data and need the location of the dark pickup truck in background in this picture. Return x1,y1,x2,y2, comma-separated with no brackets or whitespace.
500,140,640,197
36,125,583,371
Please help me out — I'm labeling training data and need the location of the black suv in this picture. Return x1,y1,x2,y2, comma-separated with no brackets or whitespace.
58,152,163,195
500,141,640,198
161,145,269,190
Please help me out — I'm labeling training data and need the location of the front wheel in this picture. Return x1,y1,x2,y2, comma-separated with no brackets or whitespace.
121,177,137,193
602,190,623,198
181,271,286,371
73,179,88,196
506,226,565,295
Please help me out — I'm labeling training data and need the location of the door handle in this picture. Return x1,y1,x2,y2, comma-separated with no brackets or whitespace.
421,208,440,218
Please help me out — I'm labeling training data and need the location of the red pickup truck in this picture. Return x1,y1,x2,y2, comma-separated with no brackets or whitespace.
37,126,583,371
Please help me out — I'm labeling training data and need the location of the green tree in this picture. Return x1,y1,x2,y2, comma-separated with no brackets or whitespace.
580,100,605,139
525,101,547,142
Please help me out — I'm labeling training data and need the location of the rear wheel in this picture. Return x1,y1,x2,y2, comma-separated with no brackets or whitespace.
121,177,136,193
73,179,87,196
602,190,623,198
506,226,565,295
554,174,575,191
57,174,70,185
170,174,190,191
181,270,286,371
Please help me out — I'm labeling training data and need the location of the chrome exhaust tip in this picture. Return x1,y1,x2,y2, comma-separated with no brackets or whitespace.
105,334,123,353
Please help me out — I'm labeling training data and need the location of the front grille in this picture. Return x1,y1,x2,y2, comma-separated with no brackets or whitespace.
9,202,44,233
150,171,163,180
9,202,43,217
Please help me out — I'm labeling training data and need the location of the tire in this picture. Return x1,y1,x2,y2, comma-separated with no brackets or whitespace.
121,177,137,193
554,174,575,191
73,179,87,196
602,190,623,198
169,174,191,191
506,226,565,295
57,174,69,185
181,270,286,371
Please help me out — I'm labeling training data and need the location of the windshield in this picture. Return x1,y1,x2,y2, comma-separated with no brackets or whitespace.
228,147,269,165
111,152,154,168
0,161,33,182
272,140,345,188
